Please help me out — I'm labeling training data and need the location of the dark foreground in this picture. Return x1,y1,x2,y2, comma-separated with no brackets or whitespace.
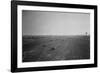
22,35,90,62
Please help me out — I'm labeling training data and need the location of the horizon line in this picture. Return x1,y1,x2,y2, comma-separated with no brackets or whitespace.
22,34,90,36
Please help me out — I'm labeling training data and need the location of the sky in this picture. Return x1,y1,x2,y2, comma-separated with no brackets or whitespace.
22,10,90,35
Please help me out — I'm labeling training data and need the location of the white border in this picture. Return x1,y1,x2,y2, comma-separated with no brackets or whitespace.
17,5,94,68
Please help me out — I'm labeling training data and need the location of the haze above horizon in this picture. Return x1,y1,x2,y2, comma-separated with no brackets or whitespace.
22,10,90,35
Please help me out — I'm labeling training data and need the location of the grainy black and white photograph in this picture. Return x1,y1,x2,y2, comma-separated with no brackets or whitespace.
22,10,90,62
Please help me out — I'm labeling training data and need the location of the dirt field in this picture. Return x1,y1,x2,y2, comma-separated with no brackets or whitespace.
22,35,90,62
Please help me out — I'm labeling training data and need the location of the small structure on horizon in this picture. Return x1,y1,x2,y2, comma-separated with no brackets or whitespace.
85,32,88,36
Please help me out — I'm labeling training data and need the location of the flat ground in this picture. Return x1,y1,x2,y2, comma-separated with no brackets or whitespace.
22,35,90,62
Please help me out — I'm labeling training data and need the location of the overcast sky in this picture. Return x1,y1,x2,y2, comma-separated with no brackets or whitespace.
22,10,90,35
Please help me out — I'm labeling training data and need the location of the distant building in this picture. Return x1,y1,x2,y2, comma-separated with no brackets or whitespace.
85,32,88,35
